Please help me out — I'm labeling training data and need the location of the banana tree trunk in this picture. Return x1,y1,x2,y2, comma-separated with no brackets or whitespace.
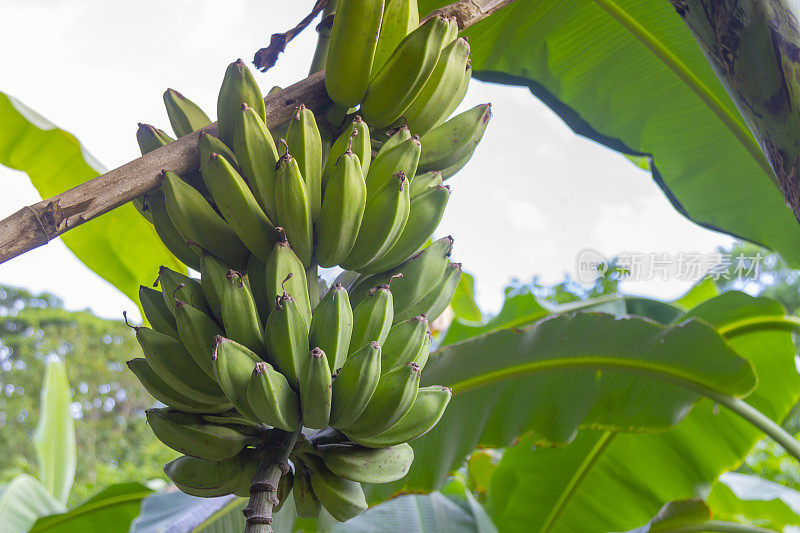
672,0,800,222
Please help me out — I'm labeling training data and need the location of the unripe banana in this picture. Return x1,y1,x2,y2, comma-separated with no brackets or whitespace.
439,145,473,179
202,411,263,431
293,459,322,518
418,103,491,172
309,283,353,373
349,284,394,353
409,171,443,198
139,285,179,338
316,149,366,267
437,62,471,130
372,0,419,73
174,299,224,379
136,123,174,155
322,116,372,187
158,265,209,316
162,170,249,268
246,254,269,324
441,15,459,47
324,0,384,107
343,362,420,436
163,88,211,138
380,315,428,372
315,442,413,483
217,59,264,146
367,185,450,272
349,385,451,448
365,135,421,198
198,131,239,171
377,124,411,154
414,330,432,370
264,286,309,386
303,454,368,522
361,15,449,128
212,336,263,421
147,193,202,270
232,103,280,221
299,348,333,429
394,261,462,323
199,251,229,322
285,104,323,221
127,358,231,413
220,269,266,355
330,341,381,428
274,147,314,268
200,152,278,263
146,408,256,460
136,325,228,405
404,38,470,135
265,231,312,327
341,171,410,271
164,451,257,498
247,361,301,431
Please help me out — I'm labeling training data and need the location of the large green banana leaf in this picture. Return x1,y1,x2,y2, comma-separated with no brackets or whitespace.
417,0,800,266
483,292,800,532
0,93,184,305
368,305,757,501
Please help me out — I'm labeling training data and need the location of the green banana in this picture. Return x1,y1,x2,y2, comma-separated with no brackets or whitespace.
330,341,381,428
361,15,449,128
442,15,459,47
309,283,353,373
136,123,174,154
198,131,238,170
162,170,249,268
303,454,368,522
174,299,224,379
274,146,314,268
293,459,321,518
217,59,265,146
201,152,278,263
324,0,384,107
139,285,178,338
341,171,410,271
377,124,411,154
232,103,280,221
285,104,323,220
198,251,229,322
414,330,432,370
379,315,428,372
418,103,491,172
158,266,209,316
316,148,366,267
299,347,333,429
247,361,301,431
379,236,454,314
322,115,371,187
127,358,231,413
315,443,413,483
202,411,263,431
343,361,420,436
348,283,394,353
220,269,266,355
147,193,202,270
136,325,228,405
372,0,419,73
246,254,269,324
404,38,470,135
394,261,462,323
409,170,443,198
364,134,421,197
146,408,256,460
367,185,450,272
212,336,263,421
349,385,451,448
163,88,211,137
439,143,474,179
264,285,309,386
437,61,471,130
265,230,312,327
164,451,257,498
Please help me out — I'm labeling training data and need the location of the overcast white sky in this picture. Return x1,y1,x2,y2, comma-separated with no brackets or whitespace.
0,0,733,321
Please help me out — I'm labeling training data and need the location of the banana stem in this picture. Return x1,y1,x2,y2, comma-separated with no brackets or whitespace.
243,425,302,533
307,262,320,309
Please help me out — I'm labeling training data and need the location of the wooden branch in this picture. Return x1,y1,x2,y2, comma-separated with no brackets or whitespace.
0,0,516,264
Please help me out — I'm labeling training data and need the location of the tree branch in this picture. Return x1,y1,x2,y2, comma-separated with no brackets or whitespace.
0,0,516,265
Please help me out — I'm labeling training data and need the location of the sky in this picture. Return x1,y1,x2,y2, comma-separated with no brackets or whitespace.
0,0,733,321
